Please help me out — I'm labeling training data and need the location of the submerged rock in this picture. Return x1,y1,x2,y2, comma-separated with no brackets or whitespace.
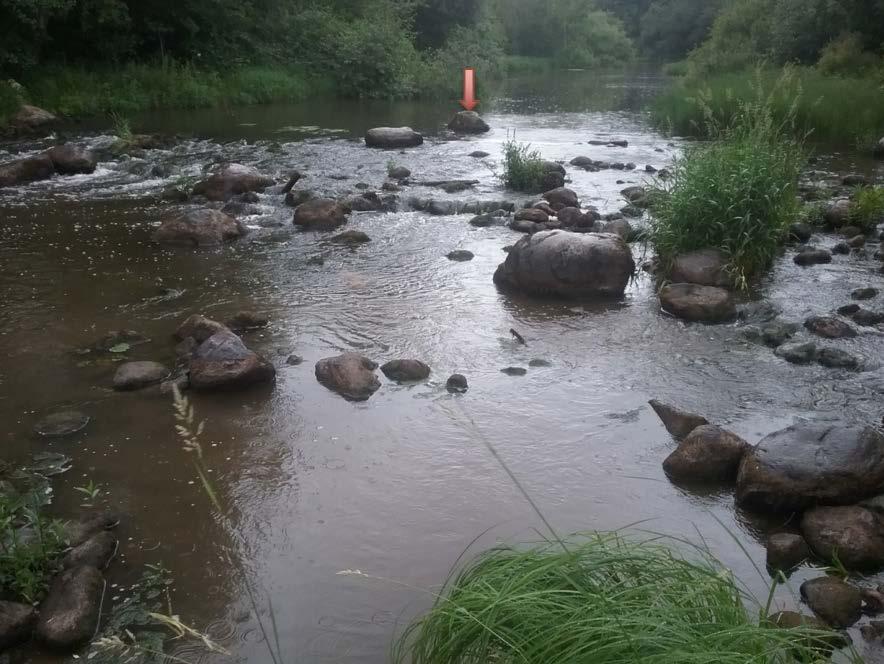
0,154,55,188
381,359,431,382
448,111,490,134
0,601,36,651
189,331,275,391
226,311,269,332
853,308,884,326
388,165,411,180
816,347,860,370
112,361,169,391
46,144,96,175
174,314,228,343
802,505,884,570
659,284,736,323
662,425,750,484
494,230,634,298
648,400,708,440
34,411,90,438
800,576,863,628
36,566,104,650
192,164,274,201
64,512,120,548
446,249,474,261
775,341,818,364
469,150,490,158
152,209,245,247
843,174,868,187
315,353,380,401
804,315,857,339
365,127,423,149
293,199,349,230
736,423,884,513
766,533,811,573
669,249,732,287
330,230,371,245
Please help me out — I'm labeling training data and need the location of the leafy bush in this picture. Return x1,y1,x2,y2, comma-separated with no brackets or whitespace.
394,533,839,664
817,32,881,77
501,140,547,193
651,76,805,286
851,187,884,230
554,9,635,69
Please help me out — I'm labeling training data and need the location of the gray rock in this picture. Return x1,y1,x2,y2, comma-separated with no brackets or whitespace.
112,361,169,391
365,127,423,149
174,314,228,343
802,505,884,570
659,284,736,323
832,241,850,254
824,199,852,227
331,230,371,245
494,231,634,298
447,249,474,261
842,225,864,238
800,576,863,628
662,425,750,484
648,400,708,440
794,248,832,266
46,144,97,175
620,186,649,207
837,303,860,316
36,566,104,650
0,154,55,188
226,311,269,331
448,111,490,134
843,174,868,187
853,308,884,326
804,316,857,339
775,341,818,364
446,374,468,393
0,601,36,651
603,219,632,240
469,151,490,158
816,347,860,370
34,411,90,438
788,223,813,242
62,531,117,570
192,164,273,201
189,331,276,391
514,208,548,224
469,214,494,227
761,321,799,347
380,359,430,382
6,104,57,135
500,367,527,376
293,199,349,230
315,353,380,401
766,533,811,572
542,187,578,210
152,209,244,247
285,354,304,366
388,166,411,180
736,423,884,512
670,249,732,287
852,287,879,300
528,359,551,367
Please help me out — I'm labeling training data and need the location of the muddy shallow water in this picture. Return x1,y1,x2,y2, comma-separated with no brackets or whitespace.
2,70,884,662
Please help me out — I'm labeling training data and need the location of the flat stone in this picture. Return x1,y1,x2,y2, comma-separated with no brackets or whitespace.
112,361,169,391
670,249,732,287
331,230,371,245
34,411,90,438
500,367,527,376
364,127,423,149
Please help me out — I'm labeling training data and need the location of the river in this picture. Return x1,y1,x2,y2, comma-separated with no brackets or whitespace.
2,69,884,663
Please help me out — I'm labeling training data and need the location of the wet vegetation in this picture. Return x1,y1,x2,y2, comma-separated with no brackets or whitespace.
501,140,547,193
851,186,884,230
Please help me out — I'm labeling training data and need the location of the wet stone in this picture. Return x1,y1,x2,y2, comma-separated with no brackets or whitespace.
800,576,863,628
446,250,474,262
775,342,818,364
34,411,90,438
315,353,380,401
852,287,879,300
766,533,811,573
500,367,527,376
62,531,117,570
804,315,857,339
837,303,861,315
0,601,36,651
285,354,304,366
446,374,468,393
381,359,430,382
528,359,551,367
112,361,169,391
816,347,860,370
648,400,708,440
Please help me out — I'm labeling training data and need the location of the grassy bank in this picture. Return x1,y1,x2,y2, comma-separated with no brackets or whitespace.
1,63,317,123
395,533,843,663
653,68,884,146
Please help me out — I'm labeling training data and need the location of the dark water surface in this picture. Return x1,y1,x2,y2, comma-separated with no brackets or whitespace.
2,70,884,663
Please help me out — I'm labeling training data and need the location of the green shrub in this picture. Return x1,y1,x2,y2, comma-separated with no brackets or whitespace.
394,533,840,664
817,32,882,77
850,186,884,230
651,77,805,286
501,140,547,193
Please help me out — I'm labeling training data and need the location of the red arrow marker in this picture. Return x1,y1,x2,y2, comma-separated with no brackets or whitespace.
460,68,478,111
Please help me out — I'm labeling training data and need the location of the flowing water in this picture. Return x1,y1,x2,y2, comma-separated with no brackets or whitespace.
2,70,884,663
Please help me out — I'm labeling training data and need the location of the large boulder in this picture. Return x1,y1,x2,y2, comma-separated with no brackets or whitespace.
493,230,634,298
365,127,423,149
188,331,276,391
659,284,736,323
736,423,884,513
315,353,381,401
662,425,750,484
35,566,104,651
669,249,732,287
0,601,36,651
46,144,97,175
152,209,244,247
448,111,489,134
191,164,274,201
7,105,57,134
801,505,884,570
293,199,349,230
0,154,55,188
542,187,578,210
112,361,169,391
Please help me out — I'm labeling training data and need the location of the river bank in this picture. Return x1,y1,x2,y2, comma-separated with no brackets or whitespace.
1,69,884,662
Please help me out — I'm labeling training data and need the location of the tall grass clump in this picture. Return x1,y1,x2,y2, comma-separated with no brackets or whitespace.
394,533,838,664
651,74,805,286
501,139,547,193
850,186,884,230
653,66,884,145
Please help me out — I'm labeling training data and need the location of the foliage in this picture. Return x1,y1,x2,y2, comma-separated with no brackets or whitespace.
651,73,805,286
639,0,724,61
393,533,839,664
501,139,547,193
653,66,884,144
817,32,882,77
850,186,884,230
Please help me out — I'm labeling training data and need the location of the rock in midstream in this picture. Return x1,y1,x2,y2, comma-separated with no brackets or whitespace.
191,163,274,201
662,425,750,484
736,423,884,513
493,230,634,298
648,400,708,440
659,284,736,323
188,331,276,391
364,127,423,149
669,249,732,287
315,353,381,401
293,199,350,230
380,359,431,382
152,209,245,247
